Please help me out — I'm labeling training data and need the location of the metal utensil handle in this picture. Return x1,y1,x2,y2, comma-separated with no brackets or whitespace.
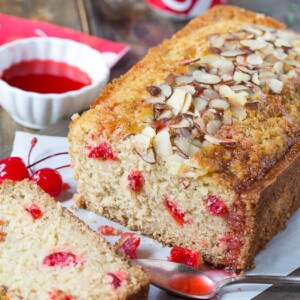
230,275,300,285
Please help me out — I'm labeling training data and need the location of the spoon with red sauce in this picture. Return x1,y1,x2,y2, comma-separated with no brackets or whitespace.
135,259,300,299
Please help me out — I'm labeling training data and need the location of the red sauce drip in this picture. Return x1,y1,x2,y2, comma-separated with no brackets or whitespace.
169,273,214,296
1,59,91,94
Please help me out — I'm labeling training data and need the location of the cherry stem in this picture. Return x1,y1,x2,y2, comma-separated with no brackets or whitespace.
28,137,38,173
27,152,69,169
55,164,71,171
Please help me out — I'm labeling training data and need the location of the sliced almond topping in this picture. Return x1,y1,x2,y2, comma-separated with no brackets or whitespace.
262,30,276,42
209,98,230,110
246,54,263,66
142,126,156,138
146,85,161,96
175,75,194,85
252,72,260,85
170,116,190,128
233,71,251,83
275,38,292,48
181,93,193,113
219,85,247,105
273,61,284,75
194,116,206,133
179,57,201,66
133,134,152,151
240,39,267,50
176,85,196,95
209,35,226,48
193,70,222,85
135,148,156,164
221,50,246,57
210,58,234,75
230,103,247,120
167,88,186,115
159,84,172,98
173,137,200,158
146,95,166,104
156,110,172,120
193,97,208,112
206,119,222,135
268,78,283,94
261,43,275,56
231,85,250,92
237,66,256,75
204,135,236,146
273,49,288,61
153,129,173,157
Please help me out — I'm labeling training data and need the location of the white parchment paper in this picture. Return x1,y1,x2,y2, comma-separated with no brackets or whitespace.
10,131,300,300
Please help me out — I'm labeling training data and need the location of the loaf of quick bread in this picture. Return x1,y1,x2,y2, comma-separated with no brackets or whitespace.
68,5,300,272
0,180,149,300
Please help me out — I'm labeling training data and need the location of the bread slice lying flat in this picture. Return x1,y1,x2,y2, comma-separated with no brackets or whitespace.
0,180,149,300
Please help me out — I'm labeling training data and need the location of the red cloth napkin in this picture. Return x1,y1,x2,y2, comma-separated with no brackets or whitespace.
0,13,129,68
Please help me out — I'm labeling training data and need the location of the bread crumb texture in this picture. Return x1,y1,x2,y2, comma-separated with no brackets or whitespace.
0,180,149,300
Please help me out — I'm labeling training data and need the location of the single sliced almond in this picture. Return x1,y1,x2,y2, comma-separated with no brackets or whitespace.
209,98,230,110
203,89,220,99
230,103,247,120
175,75,194,85
268,78,283,94
233,71,251,83
231,84,250,92
219,85,247,105
193,70,222,84
133,133,152,150
237,66,257,75
181,93,193,113
193,97,208,112
275,38,292,48
240,39,267,50
204,134,236,146
173,137,200,158
146,85,161,96
273,50,288,61
179,57,201,66
166,88,186,115
142,126,156,138
251,72,260,85
169,117,190,128
273,61,284,75
246,54,263,66
209,35,226,48
244,101,259,110
156,110,173,120
146,95,166,104
221,50,246,57
153,129,173,157
206,119,222,135
194,116,206,133
159,84,172,98
175,85,196,95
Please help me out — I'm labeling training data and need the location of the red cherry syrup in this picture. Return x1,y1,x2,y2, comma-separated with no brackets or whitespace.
168,273,214,296
1,59,91,94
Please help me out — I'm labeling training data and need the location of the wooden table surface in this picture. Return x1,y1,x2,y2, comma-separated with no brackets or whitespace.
0,0,300,298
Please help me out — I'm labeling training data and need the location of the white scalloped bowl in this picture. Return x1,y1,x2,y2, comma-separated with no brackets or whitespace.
0,37,109,129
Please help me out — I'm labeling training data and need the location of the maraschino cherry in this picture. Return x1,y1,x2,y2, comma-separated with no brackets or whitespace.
0,137,68,197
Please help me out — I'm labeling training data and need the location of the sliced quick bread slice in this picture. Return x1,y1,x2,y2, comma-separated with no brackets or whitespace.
0,180,149,300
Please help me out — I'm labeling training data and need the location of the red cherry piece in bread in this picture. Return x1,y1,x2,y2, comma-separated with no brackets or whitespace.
128,170,144,192
205,195,228,216
98,225,122,236
168,246,202,268
104,271,127,289
48,290,73,300
43,252,79,268
0,157,30,184
164,197,185,226
115,233,141,259
86,142,116,159
31,168,63,197
25,203,43,220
